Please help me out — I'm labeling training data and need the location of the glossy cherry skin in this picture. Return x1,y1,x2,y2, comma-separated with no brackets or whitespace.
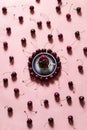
29,6,34,14
46,21,51,28
2,7,7,15
7,107,13,117
11,72,17,81
56,6,61,14
68,115,74,125
3,42,8,50
83,47,87,56
9,56,14,65
57,0,62,4
48,117,54,127
76,7,81,15
6,27,11,36
78,65,83,74
44,99,49,108
14,88,19,98
48,34,53,42
27,101,33,111
30,29,36,38
47,49,52,53
79,96,85,107
3,78,8,87
75,31,80,40
27,118,33,128
18,16,24,24
36,0,40,3
54,92,60,102
66,96,72,105
58,33,63,41
67,46,72,55
37,21,42,29
21,38,27,47
68,81,73,90
66,14,71,21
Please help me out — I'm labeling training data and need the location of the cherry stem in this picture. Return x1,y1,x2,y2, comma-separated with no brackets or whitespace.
62,70,69,76
24,111,28,119
76,59,84,65
69,4,73,12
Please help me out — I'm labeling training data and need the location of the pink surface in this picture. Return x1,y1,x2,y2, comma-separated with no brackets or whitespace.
0,0,87,130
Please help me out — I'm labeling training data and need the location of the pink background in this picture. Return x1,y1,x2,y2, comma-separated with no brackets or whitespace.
0,0,87,130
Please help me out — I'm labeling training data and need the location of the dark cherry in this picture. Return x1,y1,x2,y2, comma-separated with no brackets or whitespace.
54,92,60,102
30,29,36,38
75,31,80,40
3,42,8,50
37,21,42,29
66,96,72,105
44,99,49,108
36,0,40,3
41,49,46,52
3,78,8,87
6,27,11,35
58,33,63,41
68,115,74,125
78,65,83,74
27,101,33,111
28,62,32,67
9,56,14,65
14,88,19,98
28,56,33,62
79,96,85,106
83,47,87,56
18,16,24,24
47,49,52,53
57,0,62,4
11,72,17,81
68,81,73,90
76,7,81,15
57,62,61,67
36,49,41,54
27,118,33,128
7,107,13,117
46,21,51,28
29,5,34,14
48,117,54,127
56,56,60,62
48,34,53,43
2,7,7,15
56,6,61,14
66,14,71,21
67,46,72,55
21,38,27,47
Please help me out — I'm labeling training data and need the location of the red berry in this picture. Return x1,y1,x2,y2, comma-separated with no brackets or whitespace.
68,115,74,125
29,6,34,14
66,14,71,21
3,78,8,87
6,27,11,35
27,118,33,128
48,117,54,127
3,42,8,50
2,7,7,15
11,72,17,81
21,38,27,47
18,16,24,24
